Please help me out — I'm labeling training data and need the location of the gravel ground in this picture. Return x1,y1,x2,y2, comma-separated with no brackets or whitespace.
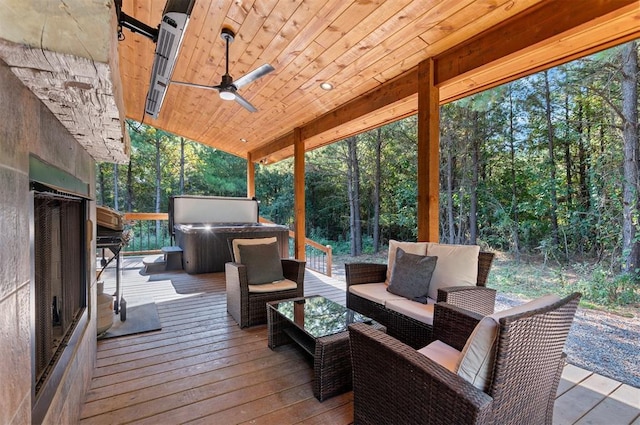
331,260,640,388
495,294,640,388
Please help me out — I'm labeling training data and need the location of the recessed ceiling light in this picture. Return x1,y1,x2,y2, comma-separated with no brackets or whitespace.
320,82,334,91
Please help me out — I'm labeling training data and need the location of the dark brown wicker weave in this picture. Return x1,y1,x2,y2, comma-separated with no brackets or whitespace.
225,259,305,328
348,292,581,425
345,251,496,348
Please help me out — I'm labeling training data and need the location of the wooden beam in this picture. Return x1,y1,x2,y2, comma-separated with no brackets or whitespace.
417,59,439,242
249,131,295,165
301,68,418,140
246,152,255,198
249,69,418,161
434,0,638,86
293,128,306,260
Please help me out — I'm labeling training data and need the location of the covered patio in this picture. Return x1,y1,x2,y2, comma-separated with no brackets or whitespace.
79,258,639,424
1,1,639,424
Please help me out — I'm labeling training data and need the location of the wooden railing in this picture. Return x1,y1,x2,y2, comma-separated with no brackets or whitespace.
258,217,333,277
122,212,170,255
120,213,333,276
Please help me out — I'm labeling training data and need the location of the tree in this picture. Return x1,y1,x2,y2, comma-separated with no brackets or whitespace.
346,135,362,255
620,41,639,274
543,70,560,249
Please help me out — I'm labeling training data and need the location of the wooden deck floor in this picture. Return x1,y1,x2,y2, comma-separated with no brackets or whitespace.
80,257,640,425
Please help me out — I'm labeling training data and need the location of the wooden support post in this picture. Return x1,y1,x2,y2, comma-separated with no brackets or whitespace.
246,152,256,199
294,128,306,260
417,59,440,242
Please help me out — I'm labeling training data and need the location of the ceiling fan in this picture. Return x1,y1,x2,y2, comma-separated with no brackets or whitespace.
172,28,274,112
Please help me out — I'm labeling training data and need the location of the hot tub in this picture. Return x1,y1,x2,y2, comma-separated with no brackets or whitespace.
169,196,289,274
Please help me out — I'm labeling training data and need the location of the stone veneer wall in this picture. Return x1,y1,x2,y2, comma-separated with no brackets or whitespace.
0,60,97,424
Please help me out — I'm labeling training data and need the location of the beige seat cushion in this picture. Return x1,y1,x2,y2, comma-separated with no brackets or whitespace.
349,282,406,305
232,237,278,263
386,240,428,284
418,340,461,373
456,294,562,391
248,278,298,293
386,298,436,326
426,243,480,300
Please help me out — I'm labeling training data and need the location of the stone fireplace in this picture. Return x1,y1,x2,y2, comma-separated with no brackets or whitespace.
0,62,97,424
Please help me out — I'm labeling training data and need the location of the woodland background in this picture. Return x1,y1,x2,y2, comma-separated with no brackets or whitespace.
97,42,640,310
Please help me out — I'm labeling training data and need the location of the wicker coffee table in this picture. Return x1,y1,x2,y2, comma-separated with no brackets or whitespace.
267,295,384,401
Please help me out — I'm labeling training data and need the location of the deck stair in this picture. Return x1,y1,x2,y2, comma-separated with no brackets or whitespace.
142,246,183,274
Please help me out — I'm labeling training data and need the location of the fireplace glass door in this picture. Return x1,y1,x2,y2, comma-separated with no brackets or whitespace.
33,190,87,393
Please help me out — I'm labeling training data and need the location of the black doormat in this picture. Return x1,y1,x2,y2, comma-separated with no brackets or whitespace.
98,301,162,339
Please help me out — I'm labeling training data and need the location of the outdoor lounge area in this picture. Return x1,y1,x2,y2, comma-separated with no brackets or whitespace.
2,1,640,424
77,257,639,424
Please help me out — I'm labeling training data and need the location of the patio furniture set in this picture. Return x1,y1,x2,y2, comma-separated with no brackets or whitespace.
224,237,581,424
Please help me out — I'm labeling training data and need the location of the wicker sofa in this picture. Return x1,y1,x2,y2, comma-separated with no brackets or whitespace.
345,243,495,348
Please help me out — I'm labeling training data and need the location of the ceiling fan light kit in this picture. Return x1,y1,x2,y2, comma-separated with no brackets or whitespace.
219,90,236,101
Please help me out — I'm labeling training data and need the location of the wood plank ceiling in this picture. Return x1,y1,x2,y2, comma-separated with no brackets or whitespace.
119,0,640,164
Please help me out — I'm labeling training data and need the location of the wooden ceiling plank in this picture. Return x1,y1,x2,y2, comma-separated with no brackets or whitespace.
434,0,638,85
294,0,422,94
293,0,474,98
315,0,386,49
419,0,539,46
228,0,279,76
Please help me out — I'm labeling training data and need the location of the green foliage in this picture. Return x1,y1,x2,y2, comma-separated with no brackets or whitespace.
96,44,640,309
572,265,640,306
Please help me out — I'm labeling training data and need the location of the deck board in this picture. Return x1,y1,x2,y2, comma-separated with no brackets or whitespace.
80,257,639,425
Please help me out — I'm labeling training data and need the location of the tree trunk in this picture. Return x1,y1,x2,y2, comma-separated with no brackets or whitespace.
469,111,479,245
373,128,382,253
113,163,119,211
577,95,590,213
620,41,640,274
445,135,455,244
508,87,520,257
544,70,560,248
564,94,572,208
155,131,162,237
346,136,362,255
97,164,106,206
179,137,185,194
126,159,133,212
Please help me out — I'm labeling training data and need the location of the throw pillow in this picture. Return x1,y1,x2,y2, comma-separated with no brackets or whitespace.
386,240,428,284
387,248,438,300
426,243,480,300
232,237,278,263
237,241,284,285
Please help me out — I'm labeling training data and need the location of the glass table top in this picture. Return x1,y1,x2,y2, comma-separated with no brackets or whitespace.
271,295,373,339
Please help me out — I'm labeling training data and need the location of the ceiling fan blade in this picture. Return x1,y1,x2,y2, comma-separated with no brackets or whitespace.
233,64,274,89
171,80,221,91
233,92,258,113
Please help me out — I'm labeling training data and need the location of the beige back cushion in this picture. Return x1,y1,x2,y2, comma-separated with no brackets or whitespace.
456,294,562,391
232,237,278,263
426,243,480,300
385,240,428,284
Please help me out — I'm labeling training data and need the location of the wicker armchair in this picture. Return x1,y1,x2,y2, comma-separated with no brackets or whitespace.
345,251,495,348
349,292,581,425
225,259,305,328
